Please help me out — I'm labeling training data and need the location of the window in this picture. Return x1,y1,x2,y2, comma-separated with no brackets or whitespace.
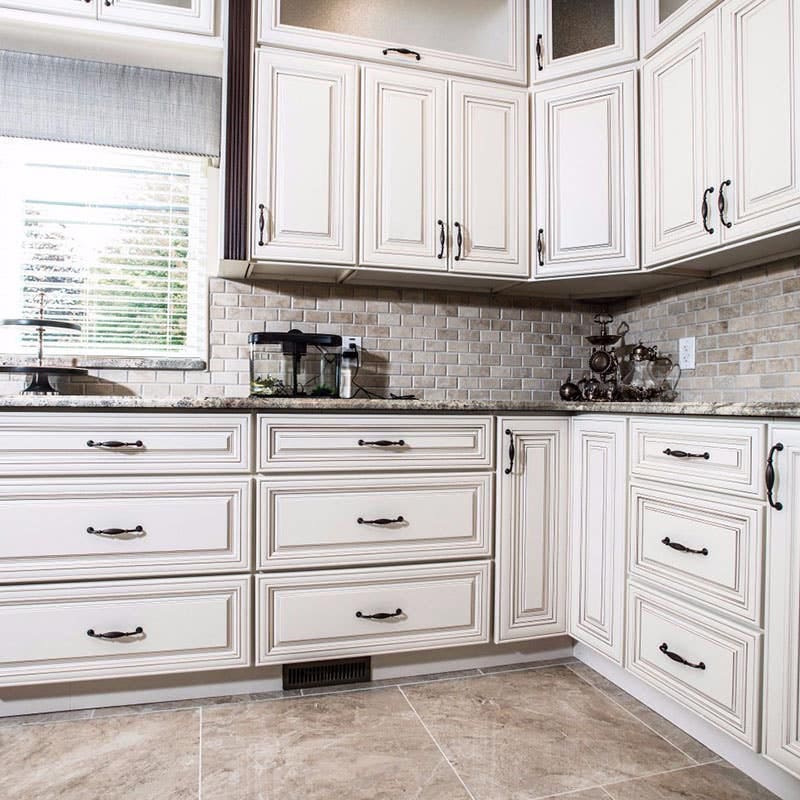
0,138,210,361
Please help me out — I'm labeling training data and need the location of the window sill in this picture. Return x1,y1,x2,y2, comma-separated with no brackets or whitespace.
1,356,207,372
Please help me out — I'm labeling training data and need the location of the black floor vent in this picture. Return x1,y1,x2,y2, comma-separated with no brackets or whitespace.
283,656,372,690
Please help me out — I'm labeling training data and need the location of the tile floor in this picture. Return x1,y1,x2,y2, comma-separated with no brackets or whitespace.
0,659,779,800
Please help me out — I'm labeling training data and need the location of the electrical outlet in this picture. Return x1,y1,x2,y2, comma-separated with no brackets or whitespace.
679,337,696,370
343,335,362,353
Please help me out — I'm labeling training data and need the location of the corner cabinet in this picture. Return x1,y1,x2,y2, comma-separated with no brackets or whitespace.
257,0,527,86
534,69,639,278
252,50,358,265
494,418,568,642
569,417,627,664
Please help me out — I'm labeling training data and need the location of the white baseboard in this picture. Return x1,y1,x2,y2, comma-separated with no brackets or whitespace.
573,643,800,800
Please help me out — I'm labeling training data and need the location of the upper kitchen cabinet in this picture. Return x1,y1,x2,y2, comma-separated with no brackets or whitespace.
534,69,639,278
641,0,721,56
98,0,214,34
257,0,527,85
532,0,638,83
252,50,358,265
0,0,95,18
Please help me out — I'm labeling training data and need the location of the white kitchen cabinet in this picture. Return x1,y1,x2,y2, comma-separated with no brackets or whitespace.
532,0,638,83
252,50,358,265
0,0,95,18
450,81,529,278
641,0,722,56
764,427,800,779
258,0,527,85
98,0,214,34
569,417,627,664
719,0,800,243
534,69,639,278
495,418,568,642
642,13,723,267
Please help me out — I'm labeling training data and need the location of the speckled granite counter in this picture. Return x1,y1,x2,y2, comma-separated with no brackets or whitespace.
0,395,799,418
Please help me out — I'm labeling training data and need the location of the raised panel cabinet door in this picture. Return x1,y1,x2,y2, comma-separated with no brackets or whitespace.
532,0,637,83
764,427,800,779
450,81,529,278
642,13,723,268
252,50,357,264
641,0,722,56
534,69,639,277
720,0,800,242
568,416,627,664
98,0,214,34
361,66,448,271
0,0,95,17
495,418,568,642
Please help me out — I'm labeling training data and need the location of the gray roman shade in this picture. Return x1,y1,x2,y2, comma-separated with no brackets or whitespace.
0,50,222,157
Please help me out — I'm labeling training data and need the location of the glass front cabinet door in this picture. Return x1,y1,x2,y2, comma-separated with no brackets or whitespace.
98,0,215,35
640,0,721,57
532,0,637,83
0,0,95,17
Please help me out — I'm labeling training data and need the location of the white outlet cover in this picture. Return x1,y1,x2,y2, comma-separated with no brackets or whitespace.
679,337,696,370
343,336,362,352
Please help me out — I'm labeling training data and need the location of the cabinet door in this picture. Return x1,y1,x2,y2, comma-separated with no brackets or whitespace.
720,0,800,242
495,418,568,642
532,0,637,83
0,0,95,17
450,81,529,278
569,417,627,664
642,13,722,267
765,427,800,779
361,67,448,271
252,51,357,265
534,69,639,278
641,0,722,56
98,0,214,34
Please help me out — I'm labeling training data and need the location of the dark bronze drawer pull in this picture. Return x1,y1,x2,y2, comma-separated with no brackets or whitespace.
454,222,463,261
504,428,515,475
661,537,708,556
702,186,715,234
382,47,421,61
257,203,266,247
659,642,705,670
87,627,144,640
358,439,405,447
87,526,144,536
357,516,405,526
86,440,144,449
766,442,784,511
437,219,446,259
663,448,710,460
535,34,544,70
356,608,403,620
718,179,733,228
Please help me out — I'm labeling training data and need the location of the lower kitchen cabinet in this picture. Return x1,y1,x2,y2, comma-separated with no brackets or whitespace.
494,417,568,642
569,416,627,664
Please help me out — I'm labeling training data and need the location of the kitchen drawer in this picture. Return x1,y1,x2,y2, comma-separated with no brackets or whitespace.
629,484,763,624
626,582,761,748
630,418,766,498
0,413,251,476
257,473,492,569
256,561,491,663
257,414,494,472
0,477,251,582
0,576,250,687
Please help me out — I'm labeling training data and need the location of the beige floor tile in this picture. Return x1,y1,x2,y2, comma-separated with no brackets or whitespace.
603,762,780,799
0,709,199,800
201,686,470,800
403,667,693,800
538,790,610,799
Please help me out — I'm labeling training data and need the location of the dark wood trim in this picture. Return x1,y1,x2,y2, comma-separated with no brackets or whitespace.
223,0,252,261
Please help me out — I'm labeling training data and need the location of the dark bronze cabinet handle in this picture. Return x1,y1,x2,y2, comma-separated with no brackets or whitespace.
87,526,144,536
357,516,405,525
718,179,732,228
356,608,403,620
86,440,144,449
504,428,515,475
382,47,421,61
454,222,463,261
702,186,715,234
87,627,144,640
662,537,708,556
437,219,446,259
536,34,544,70
659,642,705,670
358,439,405,447
663,448,710,460
537,229,545,267
767,442,784,511
258,203,266,246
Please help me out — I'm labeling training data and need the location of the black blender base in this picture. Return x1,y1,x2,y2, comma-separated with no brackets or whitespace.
22,371,59,395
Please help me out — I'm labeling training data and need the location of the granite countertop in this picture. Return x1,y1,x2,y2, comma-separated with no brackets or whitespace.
0,395,798,417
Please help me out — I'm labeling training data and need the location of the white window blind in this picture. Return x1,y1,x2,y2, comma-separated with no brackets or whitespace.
0,138,209,360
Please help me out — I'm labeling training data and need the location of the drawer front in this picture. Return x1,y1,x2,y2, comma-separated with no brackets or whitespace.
630,418,765,497
258,414,494,472
258,473,492,569
629,484,763,624
256,561,491,663
0,576,250,686
0,413,251,476
0,478,251,582
626,582,761,748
